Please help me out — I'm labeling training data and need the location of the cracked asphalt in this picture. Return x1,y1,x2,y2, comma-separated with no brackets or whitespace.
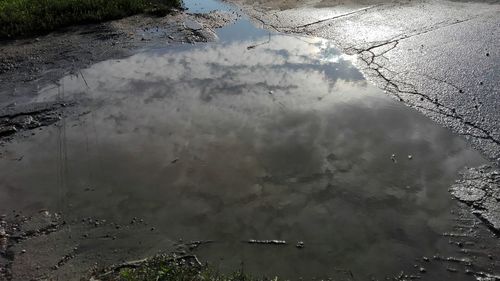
228,0,500,165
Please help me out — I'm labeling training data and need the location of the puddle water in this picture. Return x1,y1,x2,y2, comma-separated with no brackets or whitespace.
0,1,489,280
184,0,233,13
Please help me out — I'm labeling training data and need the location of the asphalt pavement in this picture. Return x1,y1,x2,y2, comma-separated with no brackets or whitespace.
230,0,500,164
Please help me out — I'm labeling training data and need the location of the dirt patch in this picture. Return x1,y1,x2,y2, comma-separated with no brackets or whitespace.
0,210,184,281
3,206,499,281
0,211,65,280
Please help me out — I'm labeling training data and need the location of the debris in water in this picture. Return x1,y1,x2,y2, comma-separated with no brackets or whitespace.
408,154,413,160
186,240,214,250
247,239,287,245
391,154,397,163
296,241,304,248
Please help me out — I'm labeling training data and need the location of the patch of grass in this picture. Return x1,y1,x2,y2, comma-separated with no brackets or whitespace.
98,254,280,281
0,0,181,38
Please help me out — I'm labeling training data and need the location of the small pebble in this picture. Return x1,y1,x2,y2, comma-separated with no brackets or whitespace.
391,154,397,163
21,249,26,254
419,267,426,273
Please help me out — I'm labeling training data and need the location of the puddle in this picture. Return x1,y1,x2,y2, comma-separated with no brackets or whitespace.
186,0,270,41
184,0,233,13
0,1,490,280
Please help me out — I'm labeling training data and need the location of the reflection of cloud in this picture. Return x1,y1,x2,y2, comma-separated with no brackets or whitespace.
38,35,364,103
3,34,487,279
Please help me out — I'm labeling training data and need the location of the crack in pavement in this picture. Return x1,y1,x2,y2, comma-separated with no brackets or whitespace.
247,3,496,148
289,4,382,29
303,6,485,41
341,15,480,55
246,3,384,32
350,40,500,149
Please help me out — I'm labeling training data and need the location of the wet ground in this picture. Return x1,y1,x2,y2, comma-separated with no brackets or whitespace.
0,1,499,280
229,0,500,165
0,8,234,109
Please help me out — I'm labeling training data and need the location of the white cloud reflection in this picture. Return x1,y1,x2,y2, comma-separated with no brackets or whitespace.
2,34,487,279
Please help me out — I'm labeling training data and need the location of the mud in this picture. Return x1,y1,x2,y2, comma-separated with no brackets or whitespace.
0,211,65,280
0,101,71,143
2,204,499,281
0,211,186,281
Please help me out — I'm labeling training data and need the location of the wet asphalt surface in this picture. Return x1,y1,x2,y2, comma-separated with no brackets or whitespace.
230,0,500,165
0,0,499,280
